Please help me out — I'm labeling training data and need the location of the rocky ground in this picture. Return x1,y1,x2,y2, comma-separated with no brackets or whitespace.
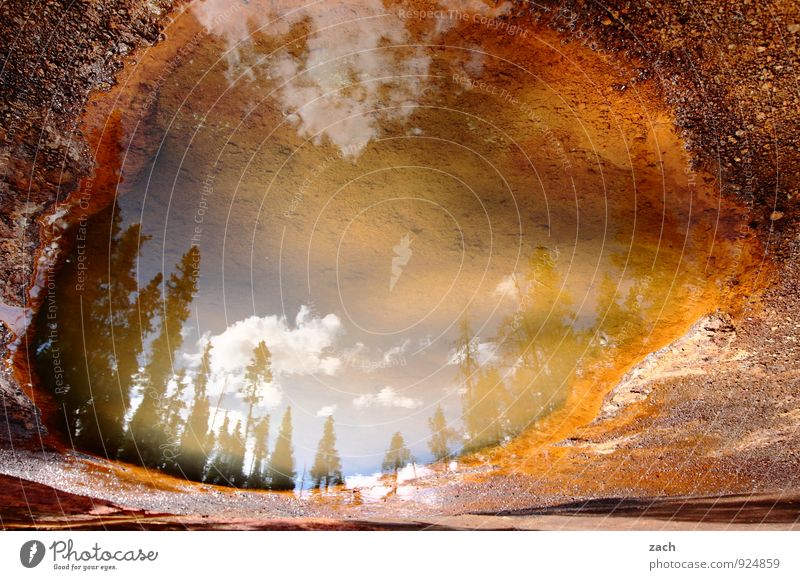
1,0,799,529
0,0,175,446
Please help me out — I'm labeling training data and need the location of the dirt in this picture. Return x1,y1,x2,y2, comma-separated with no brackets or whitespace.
0,0,175,446
1,0,799,529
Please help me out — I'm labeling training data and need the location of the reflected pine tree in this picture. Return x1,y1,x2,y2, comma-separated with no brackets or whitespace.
120,245,200,468
495,247,580,439
205,413,232,486
161,368,188,471
310,415,344,490
268,407,296,491
34,200,163,457
227,420,247,486
203,414,246,486
462,366,506,452
175,342,215,481
246,415,271,488
427,405,458,462
382,431,411,476
243,340,272,442
450,247,592,455
455,316,507,451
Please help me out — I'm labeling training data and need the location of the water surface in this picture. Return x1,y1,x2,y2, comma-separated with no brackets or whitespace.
34,0,756,489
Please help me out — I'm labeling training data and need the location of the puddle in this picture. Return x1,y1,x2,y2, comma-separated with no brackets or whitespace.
31,0,759,489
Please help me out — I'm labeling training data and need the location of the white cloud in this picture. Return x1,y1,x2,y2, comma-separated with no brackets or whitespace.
316,404,338,417
187,306,342,413
447,339,498,367
494,274,519,299
382,339,410,364
234,379,283,409
193,0,433,157
344,464,433,494
340,339,409,373
208,305,342,378
353,386,421,410
476,341,499,366
341,341,367,366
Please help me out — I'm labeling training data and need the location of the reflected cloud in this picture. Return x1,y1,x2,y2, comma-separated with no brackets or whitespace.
316,404,338,417
448,339,498,367
194,0,435,157
341,339,409,372
494,273,519,300
353,386,422,410
207,305,343,378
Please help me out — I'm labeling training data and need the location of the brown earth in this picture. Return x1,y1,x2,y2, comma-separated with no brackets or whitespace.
1,0,799,529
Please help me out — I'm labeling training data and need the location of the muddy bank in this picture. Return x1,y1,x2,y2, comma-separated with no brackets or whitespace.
1,448,798,530
0,0,175,444
1,0,799,528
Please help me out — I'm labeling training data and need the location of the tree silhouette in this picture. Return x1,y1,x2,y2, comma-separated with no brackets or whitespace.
203,414,246,486
242,340,272,443
454,316,507,451
121,245,200,468
176,342,215,482
164,369,188,434
268,407,296,491
33,195,164,458
462,366,506,452
205,414,231,486
310,415,344,490
97,222,161,455
427,405,458,462
455,316,480,393
227,420,247,486
495,247,578,439
246,415,271,488
38,114,169,458
382,431,412,476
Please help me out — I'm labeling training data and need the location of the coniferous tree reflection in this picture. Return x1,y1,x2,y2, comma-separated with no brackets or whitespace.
227,419,247,486
382,431,411,476
121,245,200,468
242,341,272,442
427,405,458,462
205,413,232,486
246,415,271,488
34,201,163,458
494,247,580,439
310,415,344,490
176,342,215,481
268,407,296,490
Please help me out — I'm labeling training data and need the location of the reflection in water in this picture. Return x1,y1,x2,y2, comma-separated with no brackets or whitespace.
382,432,413,476
33,0,757,489
310,415,344,490
428,405,457,463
